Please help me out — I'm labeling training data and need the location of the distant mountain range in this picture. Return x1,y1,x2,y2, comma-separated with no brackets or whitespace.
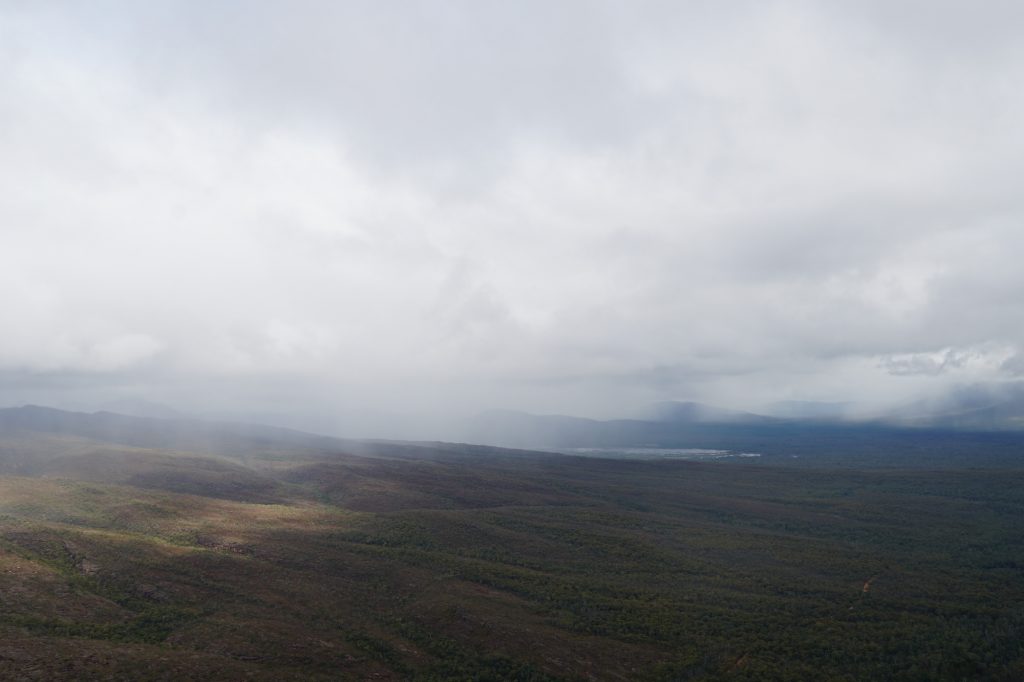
761,400,857,420
642,400,778,424
0,404,549,467
45,381,1024,442
462,386,1024,453
97,398,187,420
6,382,1024,468
877,383,1024,429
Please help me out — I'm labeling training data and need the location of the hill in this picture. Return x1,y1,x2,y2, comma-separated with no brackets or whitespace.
643,401,777,424
0,406,1021,679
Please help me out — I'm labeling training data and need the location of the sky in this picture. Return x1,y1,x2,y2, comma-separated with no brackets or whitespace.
2,1,1024,426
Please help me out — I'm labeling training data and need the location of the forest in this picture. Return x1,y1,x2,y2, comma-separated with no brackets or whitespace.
0,407,1021,680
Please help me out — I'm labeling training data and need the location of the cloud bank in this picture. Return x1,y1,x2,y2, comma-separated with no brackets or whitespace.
2,1,1024,421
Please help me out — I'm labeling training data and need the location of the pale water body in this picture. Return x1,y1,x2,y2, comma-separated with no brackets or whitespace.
556,447,761,460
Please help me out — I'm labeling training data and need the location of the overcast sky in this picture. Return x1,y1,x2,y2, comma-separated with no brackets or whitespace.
2,1,1024,423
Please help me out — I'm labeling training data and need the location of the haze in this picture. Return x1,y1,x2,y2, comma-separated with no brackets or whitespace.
3,1,1024,431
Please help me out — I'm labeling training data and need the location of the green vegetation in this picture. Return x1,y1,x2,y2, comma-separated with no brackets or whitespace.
0,422,1022,679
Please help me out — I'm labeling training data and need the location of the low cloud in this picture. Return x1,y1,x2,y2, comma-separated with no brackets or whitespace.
881,349,974,377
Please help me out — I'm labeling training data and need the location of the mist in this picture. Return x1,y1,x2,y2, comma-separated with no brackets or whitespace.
4,1,1024,432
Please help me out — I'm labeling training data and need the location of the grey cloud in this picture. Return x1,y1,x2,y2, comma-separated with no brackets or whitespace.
2,1,1024,421
1000,354,1024,377
881,350,974,377
78,1,651,180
